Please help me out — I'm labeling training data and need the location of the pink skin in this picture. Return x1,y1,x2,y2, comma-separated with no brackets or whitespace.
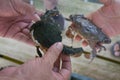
0,0,41,45
113,43,120,56
88,0,120,37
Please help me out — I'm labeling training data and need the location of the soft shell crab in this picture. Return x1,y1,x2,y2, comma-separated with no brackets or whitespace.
66,14,111,61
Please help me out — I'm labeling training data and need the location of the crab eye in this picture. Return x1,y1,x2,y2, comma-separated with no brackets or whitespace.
83,27,90,33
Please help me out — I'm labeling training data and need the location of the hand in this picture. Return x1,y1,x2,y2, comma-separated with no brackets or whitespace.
87,0,120,56
88,0,120,37
0,42,71,80
0,0,42,44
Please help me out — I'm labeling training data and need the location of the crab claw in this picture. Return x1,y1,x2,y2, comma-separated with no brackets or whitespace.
102,46,106,51
98,45,106,53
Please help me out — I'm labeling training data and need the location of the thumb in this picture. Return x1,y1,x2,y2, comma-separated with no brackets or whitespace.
44,42,63,66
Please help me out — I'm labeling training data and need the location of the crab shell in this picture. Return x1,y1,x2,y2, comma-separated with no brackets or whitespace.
66,14,111,55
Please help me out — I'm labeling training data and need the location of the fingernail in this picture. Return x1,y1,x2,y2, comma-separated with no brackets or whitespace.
56,42,63,50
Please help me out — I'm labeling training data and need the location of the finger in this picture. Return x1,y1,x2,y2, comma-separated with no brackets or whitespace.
4,22,29,37
53,55,61,72
11,0,35,14
61,54,71,71
82,40,88,47
32,13,40,22
60,54,71,79
44,42,63,67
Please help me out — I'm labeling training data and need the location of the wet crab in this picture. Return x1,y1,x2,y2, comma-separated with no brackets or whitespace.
66,14,111,61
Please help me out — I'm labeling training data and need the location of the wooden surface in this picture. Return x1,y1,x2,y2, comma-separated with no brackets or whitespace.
0,37,36,62
0,0,120,80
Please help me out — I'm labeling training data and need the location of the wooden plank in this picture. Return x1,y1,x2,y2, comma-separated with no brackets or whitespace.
0,58,18,68
0,37,37,62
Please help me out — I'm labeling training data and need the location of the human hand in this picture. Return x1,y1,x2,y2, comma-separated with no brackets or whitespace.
0,0,42,44
88,0,120,37
0,42,71,80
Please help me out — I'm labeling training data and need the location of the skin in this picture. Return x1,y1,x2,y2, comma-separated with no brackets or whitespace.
0,0,41,45
88,0,120,37
113,43,120,56
0,0,71,80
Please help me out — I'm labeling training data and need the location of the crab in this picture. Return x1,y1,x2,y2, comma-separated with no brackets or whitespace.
65,14,111,61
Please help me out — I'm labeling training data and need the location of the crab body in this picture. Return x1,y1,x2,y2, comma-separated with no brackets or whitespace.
66,14,111,60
